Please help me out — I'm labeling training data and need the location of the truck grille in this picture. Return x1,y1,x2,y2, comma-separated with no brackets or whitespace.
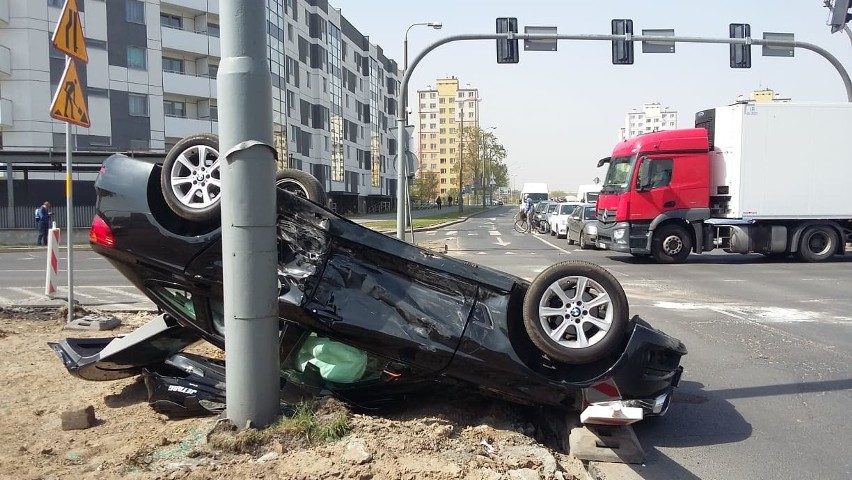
598,209,617,224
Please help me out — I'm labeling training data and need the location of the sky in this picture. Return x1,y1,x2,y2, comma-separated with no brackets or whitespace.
331,0,852,193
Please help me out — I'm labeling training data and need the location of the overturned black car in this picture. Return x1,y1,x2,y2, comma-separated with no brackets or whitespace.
51,135,686,424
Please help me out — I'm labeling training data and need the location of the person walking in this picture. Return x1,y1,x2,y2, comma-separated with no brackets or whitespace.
35,201,53,246
436,196,442,210
447,195,453,207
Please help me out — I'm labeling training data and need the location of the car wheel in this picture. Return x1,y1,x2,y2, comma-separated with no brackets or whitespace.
651,224,692,264
579,232,588,249
522,261,629,364
275,168,328,206
796,225,837,262
567,232,575,245
160,134,221,221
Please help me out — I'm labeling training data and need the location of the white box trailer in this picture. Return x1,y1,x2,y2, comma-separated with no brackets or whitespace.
709,102,852,219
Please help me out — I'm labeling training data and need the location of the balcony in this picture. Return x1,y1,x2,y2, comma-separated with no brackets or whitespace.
163,71,216,99
0,98,12,127
161,26,220,58
0,45,9,78
161,0,218,15
165,115,218,139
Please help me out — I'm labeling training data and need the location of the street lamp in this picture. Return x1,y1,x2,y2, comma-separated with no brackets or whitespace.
399,21,442,239
480,126,496,208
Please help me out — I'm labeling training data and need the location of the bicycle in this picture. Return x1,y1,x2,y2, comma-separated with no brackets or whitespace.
513,211,531,233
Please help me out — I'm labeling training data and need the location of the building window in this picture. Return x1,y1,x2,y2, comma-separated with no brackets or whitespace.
208,64,219,78
160,13,182,29
207,23,220,38
48,0,62,7
126,0,145,24
164,100,186,118
162,57,184,74
128,93,149,116
288,24,294,41
127,46,146,69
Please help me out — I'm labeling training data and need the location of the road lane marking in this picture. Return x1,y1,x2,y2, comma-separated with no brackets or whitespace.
8,287,45,300
488,231,500,236
93,286,153,304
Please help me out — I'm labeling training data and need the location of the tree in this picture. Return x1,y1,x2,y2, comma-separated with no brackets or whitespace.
452,126,508,204
411,171,439,204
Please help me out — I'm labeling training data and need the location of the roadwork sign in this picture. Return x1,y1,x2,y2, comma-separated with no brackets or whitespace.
51,0,88,63
50,59,90,127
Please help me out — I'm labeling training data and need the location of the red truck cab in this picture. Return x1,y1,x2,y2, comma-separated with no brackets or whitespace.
596,129,711,261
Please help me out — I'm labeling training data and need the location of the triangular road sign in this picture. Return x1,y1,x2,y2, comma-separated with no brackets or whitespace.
50,59,91,128
51,0,88,63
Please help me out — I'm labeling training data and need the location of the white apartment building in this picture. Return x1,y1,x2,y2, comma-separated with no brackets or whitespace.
0,0,401,214
618,103,678,141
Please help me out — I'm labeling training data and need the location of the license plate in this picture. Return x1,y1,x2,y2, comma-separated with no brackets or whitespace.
598,242,606,249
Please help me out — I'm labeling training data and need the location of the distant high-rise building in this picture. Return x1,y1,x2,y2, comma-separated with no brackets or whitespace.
416,77,480,195
618,103,678,141
740,88,790,103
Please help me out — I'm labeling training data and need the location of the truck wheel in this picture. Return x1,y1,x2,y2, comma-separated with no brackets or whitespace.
522,261,629,364
160,134,221,221
652,224,692,264
796,225,837,262
275,169,327,206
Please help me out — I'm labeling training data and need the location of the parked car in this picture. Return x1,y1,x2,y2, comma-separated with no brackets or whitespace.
567,204,600,249
550,202,584,238
50,135,685,424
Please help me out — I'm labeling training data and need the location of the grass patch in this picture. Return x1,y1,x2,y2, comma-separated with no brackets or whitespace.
360,207,490,231
207,398,351,455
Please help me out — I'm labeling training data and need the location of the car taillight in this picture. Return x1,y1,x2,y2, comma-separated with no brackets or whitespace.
89,215,114,247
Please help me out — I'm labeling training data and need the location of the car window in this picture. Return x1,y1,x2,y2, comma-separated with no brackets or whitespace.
584,206,597,219
210,298,225,336
283,332,385,386
547,204,558,213
559,204,573,215
153,286,196,319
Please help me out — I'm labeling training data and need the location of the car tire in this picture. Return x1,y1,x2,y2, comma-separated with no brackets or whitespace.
579,232,589,249
651,224,692,264
522,261,629,364
796,225,837,262
567,233,575,246
160,134,222,221
275,168,328,206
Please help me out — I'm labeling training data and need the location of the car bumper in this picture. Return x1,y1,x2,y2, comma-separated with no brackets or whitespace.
596,221,650,254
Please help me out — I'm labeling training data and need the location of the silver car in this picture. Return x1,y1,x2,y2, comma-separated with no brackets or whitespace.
567,204,599,249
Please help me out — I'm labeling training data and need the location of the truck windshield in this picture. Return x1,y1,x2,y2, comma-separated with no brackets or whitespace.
601,155,636,194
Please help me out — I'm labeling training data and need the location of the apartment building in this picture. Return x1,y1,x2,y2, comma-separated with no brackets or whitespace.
0,0,401,214
416,77,479,195
618,102,678,141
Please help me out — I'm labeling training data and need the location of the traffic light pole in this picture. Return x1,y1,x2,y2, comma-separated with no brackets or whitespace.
395,31,852,240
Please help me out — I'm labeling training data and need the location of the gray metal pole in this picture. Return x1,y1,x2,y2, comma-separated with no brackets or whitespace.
65,121,73,323
219,0,279,428
5,161,12,228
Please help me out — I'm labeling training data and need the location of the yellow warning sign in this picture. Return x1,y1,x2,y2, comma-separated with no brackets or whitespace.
51,0,88,63
50,59,91,127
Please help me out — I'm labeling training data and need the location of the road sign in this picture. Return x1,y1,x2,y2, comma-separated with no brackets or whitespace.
762,32,794,57
51,0,88,63
524,26,558,51
50,59,90,127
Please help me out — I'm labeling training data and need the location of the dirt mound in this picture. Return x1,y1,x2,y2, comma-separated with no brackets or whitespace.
0,309,587,479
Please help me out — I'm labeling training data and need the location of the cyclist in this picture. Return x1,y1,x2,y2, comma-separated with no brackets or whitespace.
523,194,535,232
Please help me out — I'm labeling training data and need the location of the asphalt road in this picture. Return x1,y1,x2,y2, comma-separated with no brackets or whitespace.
418,206,852,480
2,208,851,478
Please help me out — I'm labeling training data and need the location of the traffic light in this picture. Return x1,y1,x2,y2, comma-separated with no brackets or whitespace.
496,17,519,64
729,23,751,69
829,0,852,33
611,19,634,65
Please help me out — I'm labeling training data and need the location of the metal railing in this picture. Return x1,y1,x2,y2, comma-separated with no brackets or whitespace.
1,205,96,229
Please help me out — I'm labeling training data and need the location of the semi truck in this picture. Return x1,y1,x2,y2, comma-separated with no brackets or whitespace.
595,102,852,263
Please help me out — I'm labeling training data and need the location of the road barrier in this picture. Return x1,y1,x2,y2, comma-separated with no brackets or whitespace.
45,222,60,297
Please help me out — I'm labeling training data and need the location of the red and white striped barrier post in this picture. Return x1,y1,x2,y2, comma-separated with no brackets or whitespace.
45,222,60,297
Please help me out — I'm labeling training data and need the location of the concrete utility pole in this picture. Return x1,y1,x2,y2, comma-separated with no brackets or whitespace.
219,0,279,428
458,102,464,213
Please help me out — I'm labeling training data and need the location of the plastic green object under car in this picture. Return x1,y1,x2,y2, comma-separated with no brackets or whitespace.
295,335,368,383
